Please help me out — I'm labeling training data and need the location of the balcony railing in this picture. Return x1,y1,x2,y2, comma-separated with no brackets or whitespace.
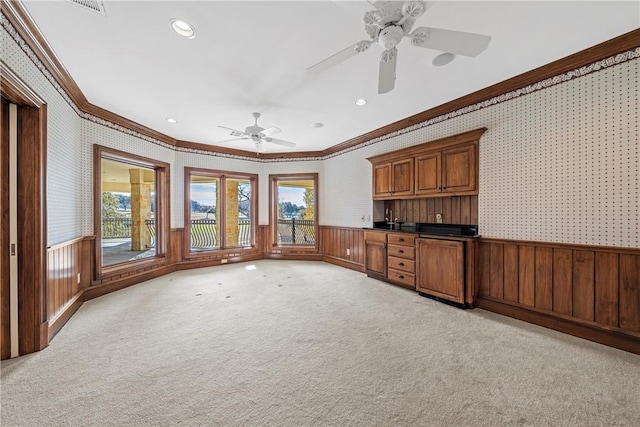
102,217,132,239
102,217,313,248
277,218,315,245
102,217,251,249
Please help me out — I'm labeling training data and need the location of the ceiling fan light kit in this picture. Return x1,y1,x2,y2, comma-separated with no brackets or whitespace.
432,52,455,67
307,0,491,94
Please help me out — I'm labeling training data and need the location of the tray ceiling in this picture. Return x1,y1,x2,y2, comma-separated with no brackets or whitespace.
19,1,640,153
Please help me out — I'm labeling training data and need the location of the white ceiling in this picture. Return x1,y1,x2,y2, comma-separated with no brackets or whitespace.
20,0,639,153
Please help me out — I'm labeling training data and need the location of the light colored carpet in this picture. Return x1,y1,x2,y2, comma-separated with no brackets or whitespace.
1,260,639,426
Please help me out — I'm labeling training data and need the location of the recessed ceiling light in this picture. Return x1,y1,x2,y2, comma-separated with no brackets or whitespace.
355,98,367,106
169,18,196,39
311,122,324,128
166,118,177,124
432,52,455,67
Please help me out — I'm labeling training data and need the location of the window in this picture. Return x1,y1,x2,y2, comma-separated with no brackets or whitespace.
94,146,169,275
184,168,257,253
269,174,318,247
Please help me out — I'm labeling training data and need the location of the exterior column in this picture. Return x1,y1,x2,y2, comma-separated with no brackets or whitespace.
129,169,151,251
225,179,239,247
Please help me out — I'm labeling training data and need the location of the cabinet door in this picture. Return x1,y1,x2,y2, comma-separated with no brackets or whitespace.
415,152,441,195
416,238,464,304
391,158,414,196
365,241,387,276
373,163,392,199
441,143,476,194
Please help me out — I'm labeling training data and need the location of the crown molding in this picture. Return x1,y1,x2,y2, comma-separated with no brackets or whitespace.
1,0,85,106
321,28,640,158
2,0,639,162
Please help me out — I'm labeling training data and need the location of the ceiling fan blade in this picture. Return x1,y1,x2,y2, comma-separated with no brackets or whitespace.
217,125,246,137
216,138,247,144
264,137,296,148
378,47,398,94
397,1,435,25
307,40,372,75
410,27,491,57
261,126,281,137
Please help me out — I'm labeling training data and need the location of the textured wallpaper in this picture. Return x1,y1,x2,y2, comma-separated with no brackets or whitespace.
2,14,637,248
322,56,639,247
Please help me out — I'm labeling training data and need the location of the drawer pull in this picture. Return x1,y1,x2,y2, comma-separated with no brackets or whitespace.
398,238,404,242
399,262,405,266
397,274,404,279
398,249,404,253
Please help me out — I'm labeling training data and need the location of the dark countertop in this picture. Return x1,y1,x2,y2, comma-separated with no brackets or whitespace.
365,222,480,239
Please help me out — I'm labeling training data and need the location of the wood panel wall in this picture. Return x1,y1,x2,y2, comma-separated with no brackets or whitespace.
319,226,365,272
477,239,640,353
47,239,82,318
385,196,478,224
29,227,640,355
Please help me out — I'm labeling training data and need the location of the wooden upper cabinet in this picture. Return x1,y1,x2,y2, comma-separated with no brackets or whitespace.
368,128,485,200
391,158,414,196
415,142,477,196
415,152,441,195
373,163,392,198
373,159,414,200
442,143,476,194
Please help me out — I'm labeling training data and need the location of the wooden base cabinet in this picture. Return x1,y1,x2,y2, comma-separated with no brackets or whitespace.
387,233,416,289
416,238,465,304
364,231,387,280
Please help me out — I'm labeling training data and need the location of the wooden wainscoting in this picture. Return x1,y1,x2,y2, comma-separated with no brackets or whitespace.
170,228,184,264
46,238,88,340
263,223,323,261
173,226,264,270
385,196,478,225
477,239,640,354
320,226,365,272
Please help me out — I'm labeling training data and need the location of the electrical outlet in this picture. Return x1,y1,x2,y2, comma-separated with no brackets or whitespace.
77,273,80,284
436,213,443,224
221,258,228,264
361,215,365,222
346,248,351,256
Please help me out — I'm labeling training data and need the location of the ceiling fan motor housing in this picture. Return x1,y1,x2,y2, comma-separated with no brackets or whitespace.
245,125,264,136
378,25,404,49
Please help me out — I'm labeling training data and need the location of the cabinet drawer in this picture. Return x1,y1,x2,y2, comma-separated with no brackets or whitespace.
364,231,387,243
388,268,415,288
388,244,414,259
387,234,415,246
387,256,415,273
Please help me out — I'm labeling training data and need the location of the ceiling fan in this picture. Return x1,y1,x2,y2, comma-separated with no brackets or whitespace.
217,112,296,152
307,0,491,94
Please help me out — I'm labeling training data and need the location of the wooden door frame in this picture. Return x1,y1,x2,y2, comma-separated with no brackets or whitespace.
1,63,48,355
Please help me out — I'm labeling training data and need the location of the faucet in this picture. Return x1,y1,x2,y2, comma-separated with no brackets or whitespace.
385,210,398,229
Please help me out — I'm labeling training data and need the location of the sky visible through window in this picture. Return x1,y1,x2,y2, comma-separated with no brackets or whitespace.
278,186,305,206
190,183,306,206
191,182,216,206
